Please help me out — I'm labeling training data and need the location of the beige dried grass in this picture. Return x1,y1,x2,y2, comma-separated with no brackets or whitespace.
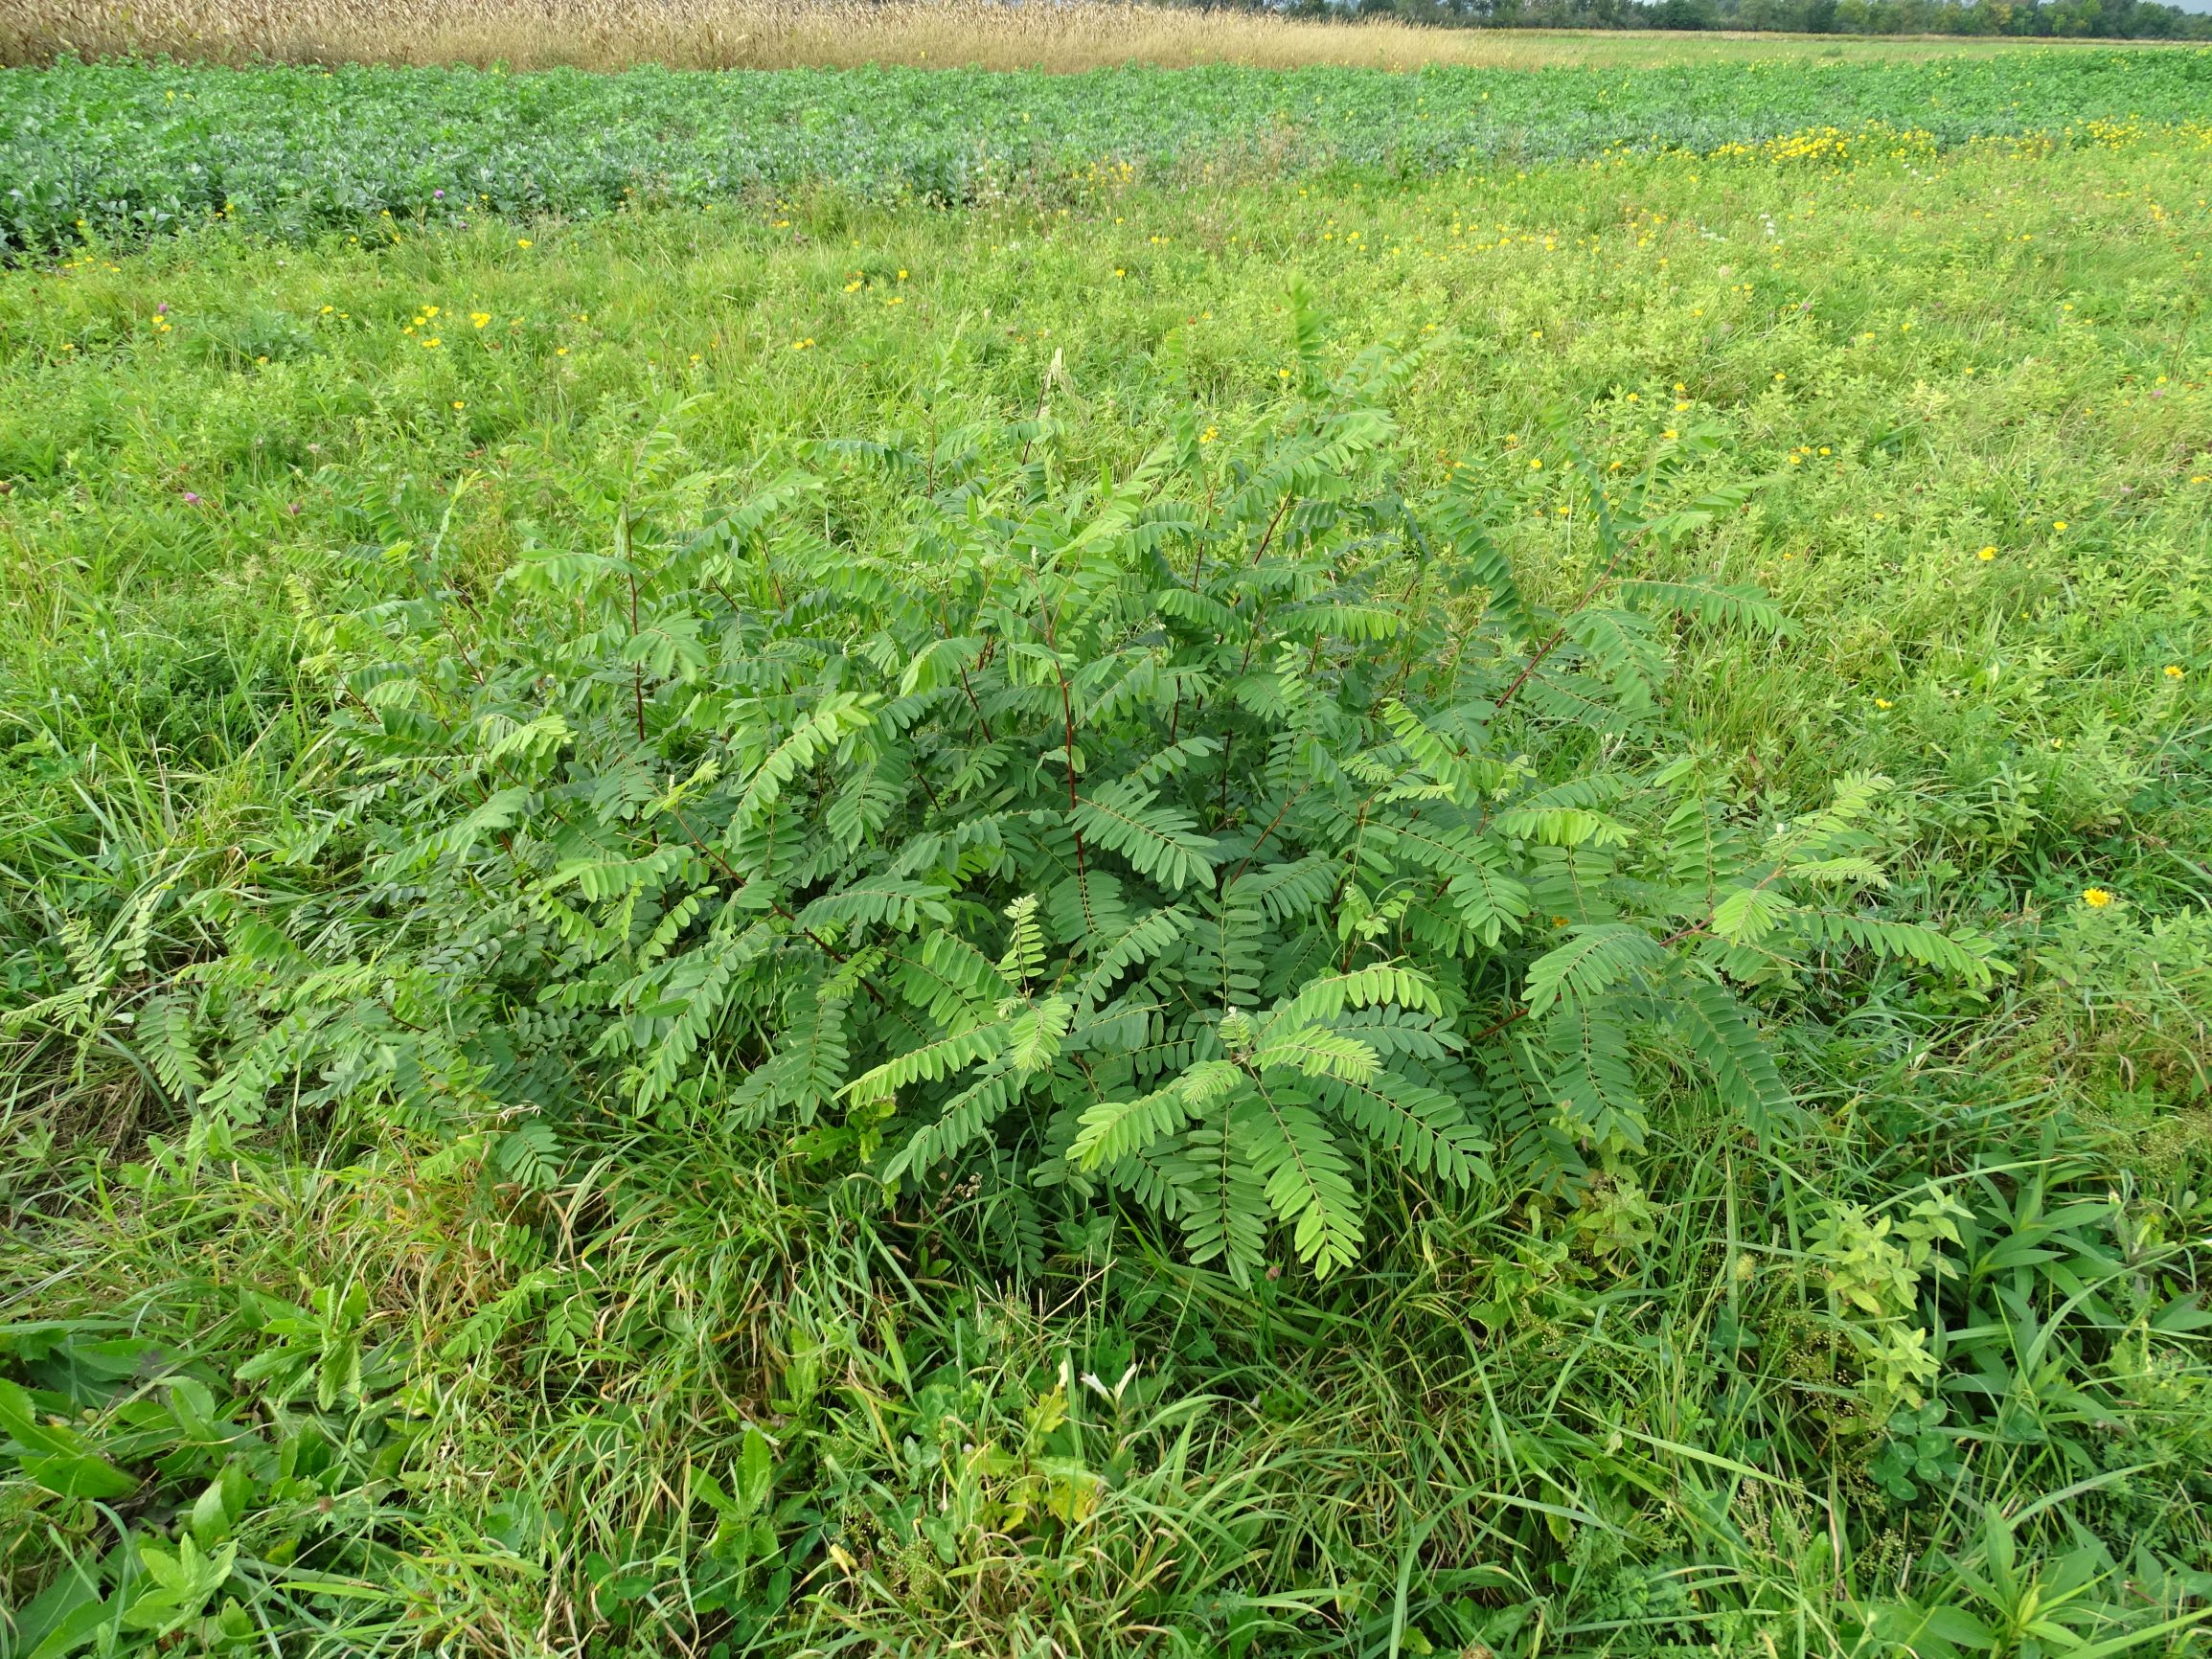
0,0,2094,73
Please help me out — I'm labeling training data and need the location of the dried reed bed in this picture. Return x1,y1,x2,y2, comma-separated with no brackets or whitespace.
0,0,2086,73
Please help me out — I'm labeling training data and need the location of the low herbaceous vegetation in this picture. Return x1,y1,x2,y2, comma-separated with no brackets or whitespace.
3,109,2211,1657
5,50,2212,255
284,317,1950,1287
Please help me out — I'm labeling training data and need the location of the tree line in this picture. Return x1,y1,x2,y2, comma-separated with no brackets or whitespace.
1258,0,2212,41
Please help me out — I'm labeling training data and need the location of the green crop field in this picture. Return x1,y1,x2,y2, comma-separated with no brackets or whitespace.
3,43,2211,1659
6,51,2212,252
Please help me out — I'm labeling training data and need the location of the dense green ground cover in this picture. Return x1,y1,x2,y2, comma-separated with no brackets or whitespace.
3,48,2212,253
3,87,2211,1659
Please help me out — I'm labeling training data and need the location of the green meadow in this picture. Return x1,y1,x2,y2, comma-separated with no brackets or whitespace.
2,55,2210,1659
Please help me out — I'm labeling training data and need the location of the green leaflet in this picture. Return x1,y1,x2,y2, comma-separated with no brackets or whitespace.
1522,924,1666,1017
1071,1083,1194,1169
1671,980,1794,1139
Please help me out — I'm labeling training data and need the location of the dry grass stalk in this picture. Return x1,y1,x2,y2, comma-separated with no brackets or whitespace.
0,0,2109,73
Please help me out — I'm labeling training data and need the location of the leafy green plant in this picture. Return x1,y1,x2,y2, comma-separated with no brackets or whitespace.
1869,1398,1962,1501
1859,1506,2212,1659
0,1130,423,1659
136,308,1988,1291
1811,1189,1969,1413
